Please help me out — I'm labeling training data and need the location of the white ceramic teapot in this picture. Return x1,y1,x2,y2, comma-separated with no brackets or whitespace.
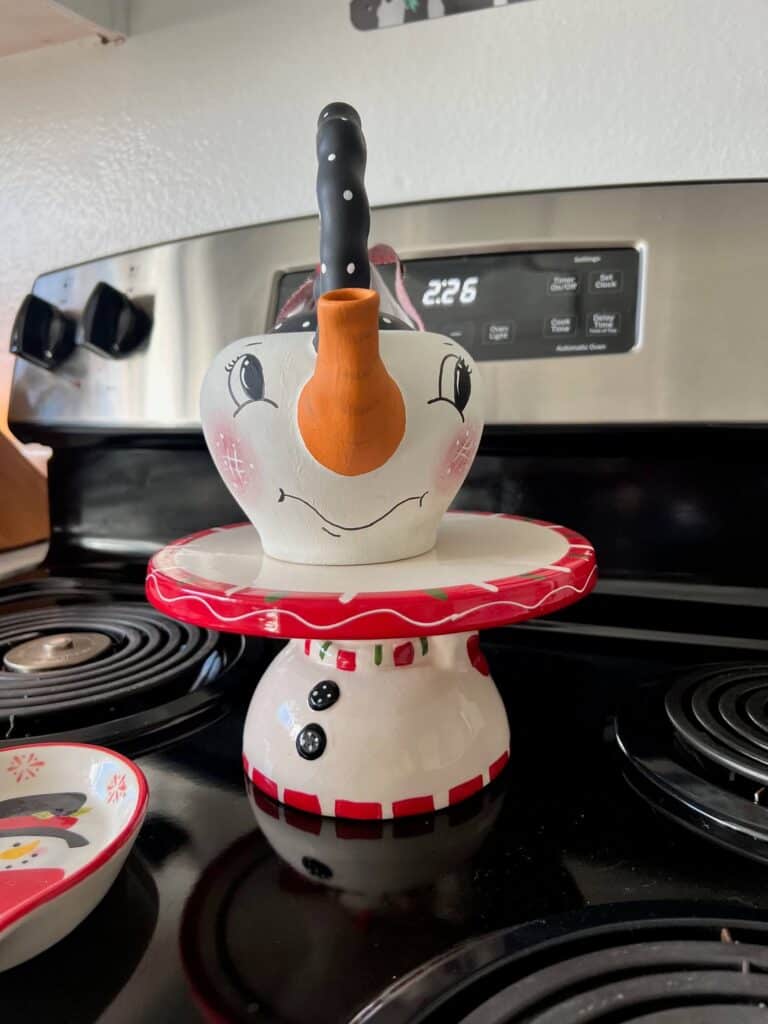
201,103,483,565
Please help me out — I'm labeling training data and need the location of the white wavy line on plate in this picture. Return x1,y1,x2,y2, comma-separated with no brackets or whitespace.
146,566,597,632
470,580,499,593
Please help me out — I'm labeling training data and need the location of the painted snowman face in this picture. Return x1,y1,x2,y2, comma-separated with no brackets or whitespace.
201,292,484,565
0,791,88,884
202,102,484,564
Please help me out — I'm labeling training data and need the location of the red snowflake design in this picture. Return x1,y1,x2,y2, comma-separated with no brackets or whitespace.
6,752,45,783
213,430,252,494
106,773,128,804
436,422,481,494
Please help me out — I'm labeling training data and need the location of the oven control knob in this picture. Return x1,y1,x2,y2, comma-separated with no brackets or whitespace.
80,282,151,358
10,294,76,370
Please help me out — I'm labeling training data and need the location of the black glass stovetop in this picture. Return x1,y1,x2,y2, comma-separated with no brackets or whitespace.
4,572,768,1022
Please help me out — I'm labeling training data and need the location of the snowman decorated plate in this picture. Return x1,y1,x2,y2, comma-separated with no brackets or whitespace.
0,742,148,970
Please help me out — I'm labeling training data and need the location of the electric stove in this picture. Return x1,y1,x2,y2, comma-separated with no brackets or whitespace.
4,579,768,1021
5,182,768,1020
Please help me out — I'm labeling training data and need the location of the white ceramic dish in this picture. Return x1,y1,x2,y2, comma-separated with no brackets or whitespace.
0,742,148,971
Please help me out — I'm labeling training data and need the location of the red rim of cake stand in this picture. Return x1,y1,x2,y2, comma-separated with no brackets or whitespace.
145,513,597,640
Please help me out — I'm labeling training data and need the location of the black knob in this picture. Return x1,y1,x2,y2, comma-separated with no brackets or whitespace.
80,282,151,358
10,294,75,370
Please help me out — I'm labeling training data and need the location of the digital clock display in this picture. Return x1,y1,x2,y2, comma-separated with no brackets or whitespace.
421,276,479,307
404,249,639,360
275,248,639,362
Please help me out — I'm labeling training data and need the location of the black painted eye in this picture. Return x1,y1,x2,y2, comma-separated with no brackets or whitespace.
240,354,264,401
429,353,472,421
225,351,277,416
453,358,471,414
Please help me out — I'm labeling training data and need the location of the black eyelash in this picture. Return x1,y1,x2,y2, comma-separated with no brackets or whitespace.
427,352,472,421
225,358,236,372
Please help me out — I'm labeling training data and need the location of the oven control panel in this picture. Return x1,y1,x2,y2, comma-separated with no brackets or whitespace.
9,183,768,432
276,248,640,361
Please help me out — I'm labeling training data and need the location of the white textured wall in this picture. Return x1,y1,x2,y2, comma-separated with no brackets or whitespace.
1,0,767,417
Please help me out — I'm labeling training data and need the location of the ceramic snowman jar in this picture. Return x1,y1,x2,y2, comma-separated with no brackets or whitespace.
201,103,483,565
242,630,509,819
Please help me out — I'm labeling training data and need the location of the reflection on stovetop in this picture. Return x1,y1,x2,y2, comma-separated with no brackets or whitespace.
5,586,768,1021
178,780,517,1024
0,854,159,1018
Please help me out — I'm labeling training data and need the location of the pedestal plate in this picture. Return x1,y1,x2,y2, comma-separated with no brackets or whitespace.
146,512,596,819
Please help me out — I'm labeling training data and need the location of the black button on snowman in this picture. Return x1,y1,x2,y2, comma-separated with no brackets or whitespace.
295,681,341,761
296,723,327,761
308,680,340,711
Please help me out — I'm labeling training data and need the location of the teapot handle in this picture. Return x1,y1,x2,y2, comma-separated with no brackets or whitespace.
315,102,371,296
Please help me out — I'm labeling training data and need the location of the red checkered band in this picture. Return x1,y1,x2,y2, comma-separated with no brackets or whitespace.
489,751,510,780
302,637,431,672
283,789,322,815
246,750,510,820
466,633,490,676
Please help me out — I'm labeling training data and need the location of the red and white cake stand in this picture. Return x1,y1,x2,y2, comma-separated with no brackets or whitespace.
146,512,596,820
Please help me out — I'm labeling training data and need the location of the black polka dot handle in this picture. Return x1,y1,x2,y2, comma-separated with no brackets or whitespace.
315,102,371,296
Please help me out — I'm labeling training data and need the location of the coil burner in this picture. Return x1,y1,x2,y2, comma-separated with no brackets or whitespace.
666,663,768,784
353,912,768,1023
4,632,113,672
617,663,768,866
0,582,247,753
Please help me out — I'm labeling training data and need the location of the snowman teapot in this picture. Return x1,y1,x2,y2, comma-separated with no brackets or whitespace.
201,103,484,565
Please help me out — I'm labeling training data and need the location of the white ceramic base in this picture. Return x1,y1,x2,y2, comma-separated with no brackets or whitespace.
243,631,510,819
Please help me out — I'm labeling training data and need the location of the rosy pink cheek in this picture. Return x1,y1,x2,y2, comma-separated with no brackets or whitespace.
210,425,258,496
435,421,482,493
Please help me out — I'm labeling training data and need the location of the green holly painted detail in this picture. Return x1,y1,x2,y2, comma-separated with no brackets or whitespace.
425,589,449,601
420,637,429,655
374,644,383,666
319,641,331,660
263,593,288,603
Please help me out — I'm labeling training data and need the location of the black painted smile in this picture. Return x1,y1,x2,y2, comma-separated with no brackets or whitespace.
277,489,428,538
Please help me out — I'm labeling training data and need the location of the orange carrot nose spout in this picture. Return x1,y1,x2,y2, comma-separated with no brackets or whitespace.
298,288,406,476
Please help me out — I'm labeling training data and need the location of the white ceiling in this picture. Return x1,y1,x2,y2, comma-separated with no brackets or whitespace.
0,0,125,59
